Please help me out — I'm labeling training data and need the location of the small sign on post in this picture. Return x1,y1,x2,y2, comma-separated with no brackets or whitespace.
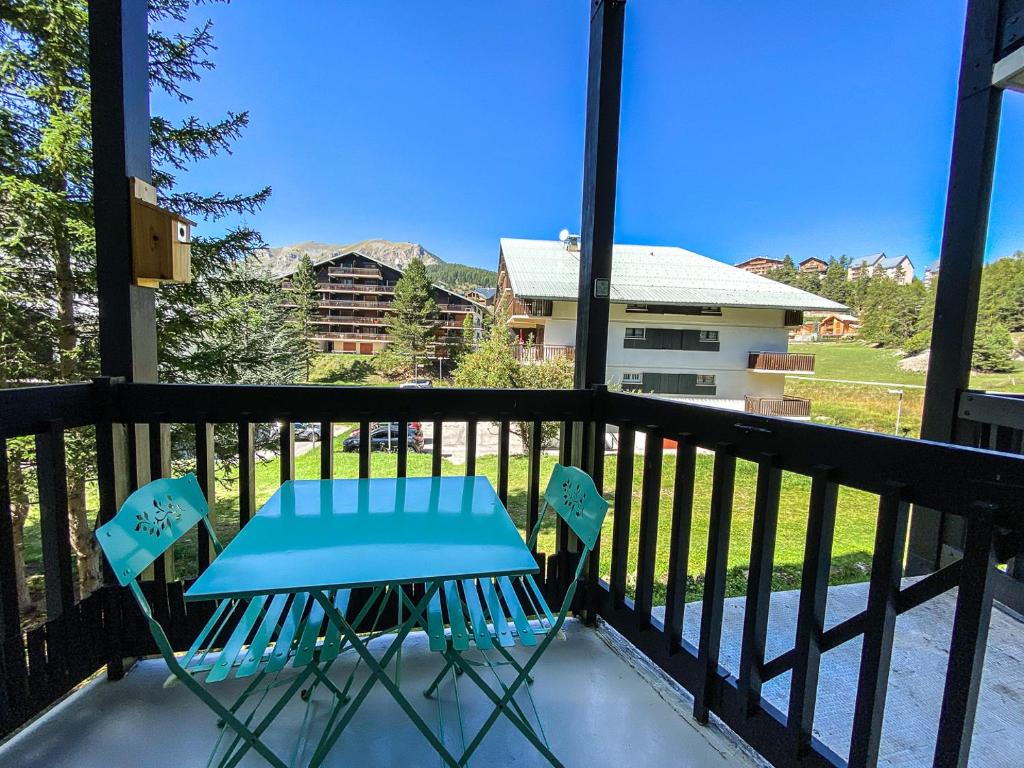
593,278,610,298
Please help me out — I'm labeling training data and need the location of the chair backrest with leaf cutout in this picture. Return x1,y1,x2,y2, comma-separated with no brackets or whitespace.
96,473,214,586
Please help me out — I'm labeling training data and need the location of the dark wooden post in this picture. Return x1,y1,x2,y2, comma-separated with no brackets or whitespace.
91,0,158,381
908,0,1003,575
573,0,626,393
569,0,626,604
89,0,158,678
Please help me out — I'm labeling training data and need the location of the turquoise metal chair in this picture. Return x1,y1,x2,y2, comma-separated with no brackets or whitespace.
96,474,371,768
422,463,609,767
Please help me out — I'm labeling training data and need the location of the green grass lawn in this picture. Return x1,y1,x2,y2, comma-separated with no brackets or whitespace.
19,431,879,613
786,342,1024,436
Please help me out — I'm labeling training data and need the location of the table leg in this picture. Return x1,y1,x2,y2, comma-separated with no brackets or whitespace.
307,584,462,768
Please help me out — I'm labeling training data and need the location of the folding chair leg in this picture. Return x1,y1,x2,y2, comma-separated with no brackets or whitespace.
450,633,563,767
424,658,456,698
172,665,311,768
493,644,534,684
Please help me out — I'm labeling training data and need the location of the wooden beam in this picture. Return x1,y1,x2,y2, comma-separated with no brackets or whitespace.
574,0,626,390
90,0,158,383
911,0,1003,575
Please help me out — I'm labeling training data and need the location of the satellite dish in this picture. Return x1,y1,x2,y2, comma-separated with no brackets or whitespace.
558,228,570,242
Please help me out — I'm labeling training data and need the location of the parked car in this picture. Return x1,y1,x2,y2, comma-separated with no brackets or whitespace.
399,379,432,389
293,422,322,441
343,422,424,453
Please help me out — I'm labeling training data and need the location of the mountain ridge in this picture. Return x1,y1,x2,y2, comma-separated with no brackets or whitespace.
260,238,497,291
260,238,445,276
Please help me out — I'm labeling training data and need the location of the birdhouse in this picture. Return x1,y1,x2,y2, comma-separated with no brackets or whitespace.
129,177,194,287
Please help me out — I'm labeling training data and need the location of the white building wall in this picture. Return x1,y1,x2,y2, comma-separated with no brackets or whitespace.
534,302,791,401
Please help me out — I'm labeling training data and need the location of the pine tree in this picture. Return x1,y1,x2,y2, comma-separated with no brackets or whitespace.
386,259,440,372
286,254,319,380
821,256,852,306
764,255,798,285
0,1,283,604
972,318,1016,373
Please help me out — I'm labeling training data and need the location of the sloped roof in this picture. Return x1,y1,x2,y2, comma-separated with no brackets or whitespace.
850,252,912,271
470,286,496,299
499,239,846,312
878,254,911,270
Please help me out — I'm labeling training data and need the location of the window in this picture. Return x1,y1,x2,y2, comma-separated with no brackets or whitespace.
621,372,642,385
624,327,646,340
696,374,716,387
699,306,722,316
699,330,719,343
626,303,648,312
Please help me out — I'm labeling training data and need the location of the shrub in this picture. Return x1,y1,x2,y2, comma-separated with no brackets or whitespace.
972,319,1017,373
903,329,931,356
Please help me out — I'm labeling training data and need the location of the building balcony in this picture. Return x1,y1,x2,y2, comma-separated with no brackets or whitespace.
1,382,1022,768
747,351,816,373
316,299,392,310
314,282,397,294
311,331,391,341
512,344,575,363
327,266,383,278
506,298,553,317
314,316,388,326
744,394,812,417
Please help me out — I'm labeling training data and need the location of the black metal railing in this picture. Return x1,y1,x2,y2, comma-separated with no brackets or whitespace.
593,390,1024,768
956,389,1024,614
1,380,1023,768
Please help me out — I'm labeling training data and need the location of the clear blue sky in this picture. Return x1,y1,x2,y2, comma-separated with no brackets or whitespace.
152,1,1024,274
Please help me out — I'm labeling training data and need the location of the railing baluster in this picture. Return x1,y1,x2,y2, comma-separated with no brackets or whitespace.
526,419,542,554
0,437,28,729
664,434,696,654
933,503,998,768
694,444,736,724
465,419,477,475
556,420,574,594
319,420,333,480
195,422,216,574
238,422,255,527
432,419,443,476
279,421,295,483
36,423,74,619
635,430,662,627
36,422,74,689
396,419,408,478
786,468,838,753
358,419,370,479
584,419,605,623
610,424,635,608
738,454,782,715
496,420,510,505
849,486,910,768
147,420,172,619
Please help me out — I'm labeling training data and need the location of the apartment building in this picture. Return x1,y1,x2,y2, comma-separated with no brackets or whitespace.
734,256,783,275
281,249,482,355
848,252,915,284
496,237,845,416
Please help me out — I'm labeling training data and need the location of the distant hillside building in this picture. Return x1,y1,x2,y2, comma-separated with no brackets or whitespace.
924,265,939,288
848,252,914,284
735,256,783,275
497,236,845,416
799,257,828,274
465,286,496,307
280,249,483,355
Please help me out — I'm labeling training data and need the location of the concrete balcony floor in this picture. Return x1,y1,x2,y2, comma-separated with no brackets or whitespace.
0,620,757,768
655,579,1024,768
